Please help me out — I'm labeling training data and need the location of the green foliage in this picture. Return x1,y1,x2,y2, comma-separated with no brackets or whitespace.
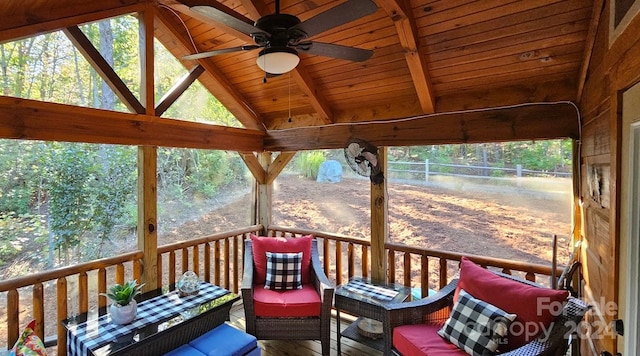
101,280,145,306
296,151,325,180
45,143,95,252
0,213,45,264
388,140,572,174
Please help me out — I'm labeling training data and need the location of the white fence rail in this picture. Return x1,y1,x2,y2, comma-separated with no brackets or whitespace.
388,160,571,182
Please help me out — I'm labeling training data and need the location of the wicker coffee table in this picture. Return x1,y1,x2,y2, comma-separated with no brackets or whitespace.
335,277,411,355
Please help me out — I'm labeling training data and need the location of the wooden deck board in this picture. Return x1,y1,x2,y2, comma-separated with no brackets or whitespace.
228,301,384,356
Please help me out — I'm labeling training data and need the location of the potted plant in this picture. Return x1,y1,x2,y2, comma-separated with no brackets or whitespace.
102,280,145,325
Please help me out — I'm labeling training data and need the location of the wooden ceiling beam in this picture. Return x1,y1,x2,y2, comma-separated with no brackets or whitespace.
63,26,145,114
378,0,435,114
155,8,264,130
0,96,264,151
0,2,146,43
264,102,580,151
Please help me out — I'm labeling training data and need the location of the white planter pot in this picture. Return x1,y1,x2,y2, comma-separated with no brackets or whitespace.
110,300,137,325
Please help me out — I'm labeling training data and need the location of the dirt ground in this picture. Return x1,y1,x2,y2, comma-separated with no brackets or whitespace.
162,174,572,266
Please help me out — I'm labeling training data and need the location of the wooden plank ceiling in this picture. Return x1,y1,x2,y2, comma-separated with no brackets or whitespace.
0,0,593,151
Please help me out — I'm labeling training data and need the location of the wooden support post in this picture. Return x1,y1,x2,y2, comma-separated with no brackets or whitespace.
257,152,273,233
371,147,388,283
137,8,158,291
138,146,158,290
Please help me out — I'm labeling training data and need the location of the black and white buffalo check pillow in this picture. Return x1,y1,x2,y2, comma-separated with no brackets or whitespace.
438,289,517,356
264,251,303,290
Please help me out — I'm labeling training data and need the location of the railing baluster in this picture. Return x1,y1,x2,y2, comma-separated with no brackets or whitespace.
204,242,211,283
156,253,163,287
79,272,88,314
388,249,396,284
323,238,330,277
7,289,19,347
134,259,141,285
56,277,68,356
98,268,107,310
404,252,411,288
224,238,231,289
169,251,176,286
335,240,342,285
361,245,369,278
233,235,239,293
421,255,429,299
193,245,200,276
116,264,124,284
182,247,189,275
33,283,44,340
214,240,221,286
439,258,447,289
525,272,536,282
347,242,355,279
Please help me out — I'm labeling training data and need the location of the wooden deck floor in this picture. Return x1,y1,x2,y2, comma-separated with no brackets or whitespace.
228,301,384,356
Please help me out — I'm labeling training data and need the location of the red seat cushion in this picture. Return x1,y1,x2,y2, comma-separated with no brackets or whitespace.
251,235,313,285
455,256,569,351
253,284,321,317
393,323,467,356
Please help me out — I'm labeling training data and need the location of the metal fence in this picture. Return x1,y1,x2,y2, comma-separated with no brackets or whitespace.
388,160,571,182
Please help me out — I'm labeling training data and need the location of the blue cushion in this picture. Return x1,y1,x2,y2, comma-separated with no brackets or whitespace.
163,344,205,356
189,324,258,356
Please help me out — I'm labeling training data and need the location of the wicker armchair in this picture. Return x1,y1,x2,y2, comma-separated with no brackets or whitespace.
241,238,334,356
383,275,590,356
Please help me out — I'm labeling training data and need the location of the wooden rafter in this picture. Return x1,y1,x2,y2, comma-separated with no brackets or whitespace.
0,96,264,151
63,26,145,114
0,2,146,43
155,8,264,130
577,0,605,104
265,102,580,151
156,65,206,116
377,0,435,114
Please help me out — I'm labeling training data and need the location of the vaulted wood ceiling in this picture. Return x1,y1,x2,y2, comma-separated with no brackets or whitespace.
0,0,593,151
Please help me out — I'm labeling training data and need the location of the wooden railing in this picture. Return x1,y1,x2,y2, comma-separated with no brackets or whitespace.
156,225,262,294
267,226,562,298
0,225,261,352
0,251,143,352
2,224,561,352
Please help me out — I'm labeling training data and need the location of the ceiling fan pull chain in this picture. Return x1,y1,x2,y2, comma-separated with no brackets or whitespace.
288,71,292,122
262,55,268,83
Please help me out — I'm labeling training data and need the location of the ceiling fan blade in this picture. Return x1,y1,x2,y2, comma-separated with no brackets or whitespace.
299,42,372,62
191,6,268,37
182,45,260,60
295,0,378,38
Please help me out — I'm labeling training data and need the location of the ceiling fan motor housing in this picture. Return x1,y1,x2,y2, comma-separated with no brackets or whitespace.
253,14,307,47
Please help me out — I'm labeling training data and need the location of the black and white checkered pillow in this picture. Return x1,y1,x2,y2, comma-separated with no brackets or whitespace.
264,252,303,290
438,289,517,356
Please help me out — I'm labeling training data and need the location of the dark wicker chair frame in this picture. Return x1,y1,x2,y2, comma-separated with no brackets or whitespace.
383,275,590,356
241,239,335,356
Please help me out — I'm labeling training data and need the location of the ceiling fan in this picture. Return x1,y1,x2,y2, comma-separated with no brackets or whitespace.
182,0,378,74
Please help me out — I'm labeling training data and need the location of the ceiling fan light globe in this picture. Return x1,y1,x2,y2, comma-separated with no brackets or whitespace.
256,47,300,74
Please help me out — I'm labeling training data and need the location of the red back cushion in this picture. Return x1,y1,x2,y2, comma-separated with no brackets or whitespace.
455,256,569,351
251,234,313,285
